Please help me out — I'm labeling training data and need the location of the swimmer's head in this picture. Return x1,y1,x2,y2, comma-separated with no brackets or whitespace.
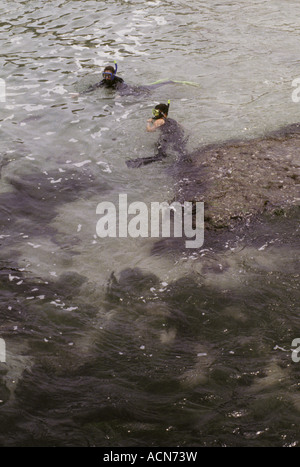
103,65,116,81
152,102,170,119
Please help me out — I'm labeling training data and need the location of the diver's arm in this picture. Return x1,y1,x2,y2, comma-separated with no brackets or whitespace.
146,118,165,132
83,80,105,94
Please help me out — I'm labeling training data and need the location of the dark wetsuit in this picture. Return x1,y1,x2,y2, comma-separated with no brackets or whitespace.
84,75,126,93
84,78,174,96
126,118,188,168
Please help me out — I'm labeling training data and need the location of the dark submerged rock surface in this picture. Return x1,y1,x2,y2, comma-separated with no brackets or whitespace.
173,122,300,230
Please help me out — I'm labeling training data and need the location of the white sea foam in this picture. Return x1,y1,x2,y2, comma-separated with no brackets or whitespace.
73,160,91,167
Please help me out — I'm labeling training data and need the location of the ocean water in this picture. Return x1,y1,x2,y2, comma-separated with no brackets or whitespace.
0,0,299,447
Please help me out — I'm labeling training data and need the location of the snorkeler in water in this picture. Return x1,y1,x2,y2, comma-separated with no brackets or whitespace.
70,61,200,99
81,63,183,96
70,61,199,98
126,101,188,168
84,62,126,93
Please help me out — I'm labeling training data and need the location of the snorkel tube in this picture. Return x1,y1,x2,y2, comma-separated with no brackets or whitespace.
113,60,118,77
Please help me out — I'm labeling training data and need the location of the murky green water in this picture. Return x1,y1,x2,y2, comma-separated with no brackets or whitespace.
0,0,299,447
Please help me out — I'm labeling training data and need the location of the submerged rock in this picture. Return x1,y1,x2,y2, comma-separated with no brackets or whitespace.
174,122,300,230
107,268,159,302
